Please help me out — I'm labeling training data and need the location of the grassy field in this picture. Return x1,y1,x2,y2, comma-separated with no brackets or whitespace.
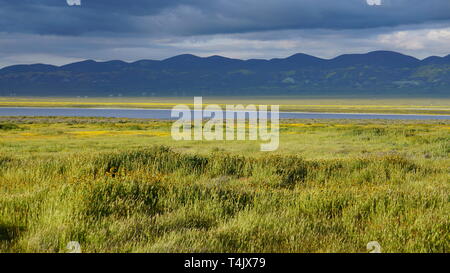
1,96,450,115
0,116,449,253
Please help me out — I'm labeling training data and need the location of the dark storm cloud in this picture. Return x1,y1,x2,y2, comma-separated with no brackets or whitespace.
1,0,450,68
1,0,450,36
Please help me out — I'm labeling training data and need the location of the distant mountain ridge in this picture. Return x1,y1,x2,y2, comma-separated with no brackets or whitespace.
1,51,449,97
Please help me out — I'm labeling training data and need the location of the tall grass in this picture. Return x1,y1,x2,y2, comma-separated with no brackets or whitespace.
0,145,448,253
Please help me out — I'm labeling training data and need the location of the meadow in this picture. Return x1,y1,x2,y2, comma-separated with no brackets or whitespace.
1,96,450,115
0,116,448,253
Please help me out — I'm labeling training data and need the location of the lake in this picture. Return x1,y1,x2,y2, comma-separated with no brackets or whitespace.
0,107,449,120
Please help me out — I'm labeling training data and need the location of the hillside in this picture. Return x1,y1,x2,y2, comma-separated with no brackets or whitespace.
0,51,449,97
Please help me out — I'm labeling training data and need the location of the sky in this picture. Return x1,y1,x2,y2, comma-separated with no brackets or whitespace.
0,0,449,67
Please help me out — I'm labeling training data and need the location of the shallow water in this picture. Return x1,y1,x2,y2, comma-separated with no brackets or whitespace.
0,107,449,120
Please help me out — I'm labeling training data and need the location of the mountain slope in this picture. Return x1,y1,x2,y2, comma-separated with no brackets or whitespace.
0,51,449,97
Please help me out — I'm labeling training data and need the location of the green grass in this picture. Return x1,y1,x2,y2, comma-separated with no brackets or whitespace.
1,96,450,114
0,117,448,253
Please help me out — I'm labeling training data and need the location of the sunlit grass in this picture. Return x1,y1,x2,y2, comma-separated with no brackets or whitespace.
0,117,448,253
1,96,450,114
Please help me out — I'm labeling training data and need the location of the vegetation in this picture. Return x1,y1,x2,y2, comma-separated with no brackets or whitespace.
0,117,448,253
1,96,450,115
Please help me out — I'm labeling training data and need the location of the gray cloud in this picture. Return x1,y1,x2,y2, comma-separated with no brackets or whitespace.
1,0,450,36
0,0,449,67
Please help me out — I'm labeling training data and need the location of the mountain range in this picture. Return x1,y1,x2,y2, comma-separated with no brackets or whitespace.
0,51,449,97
